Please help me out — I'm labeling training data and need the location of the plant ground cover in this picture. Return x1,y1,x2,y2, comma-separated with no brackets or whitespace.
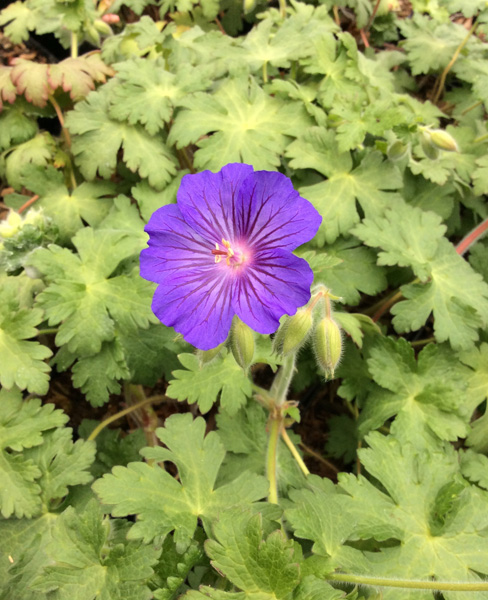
1,0,488,598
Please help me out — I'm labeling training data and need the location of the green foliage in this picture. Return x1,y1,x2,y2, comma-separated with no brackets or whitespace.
166,350,253,414
2,0,488,597
93,414,268,547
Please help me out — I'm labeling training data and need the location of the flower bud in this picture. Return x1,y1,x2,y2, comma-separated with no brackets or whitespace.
94,19,114,36
387,140,409,162
243,0,257,12
313,317,342,379
231,319,255,370
426,129,459,153
197,343,224,365
420,130,440,160
275,309,313,356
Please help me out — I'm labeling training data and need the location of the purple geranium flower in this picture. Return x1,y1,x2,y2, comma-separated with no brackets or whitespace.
140,163,321,350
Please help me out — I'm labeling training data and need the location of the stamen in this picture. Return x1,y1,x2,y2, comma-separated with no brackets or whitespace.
210,238,247,267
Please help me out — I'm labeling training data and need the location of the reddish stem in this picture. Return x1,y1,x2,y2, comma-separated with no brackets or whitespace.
18,195,39,214
455,217,488,256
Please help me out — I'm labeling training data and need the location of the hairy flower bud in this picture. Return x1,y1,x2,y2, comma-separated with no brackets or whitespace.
197,344,224,365
231,318,255,370
275,309,313,356
427,129,459,153
387,140,409,162
313,317,342,379
420,130,440,160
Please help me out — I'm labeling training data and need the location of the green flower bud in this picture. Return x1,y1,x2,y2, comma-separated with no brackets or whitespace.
427,128,459,152
313,317,342,379
197,343,224,365
93,19,113,36
387,140,409,162
420,130,440,160
276,309,313,356
231,319,255,370
243,0,257,12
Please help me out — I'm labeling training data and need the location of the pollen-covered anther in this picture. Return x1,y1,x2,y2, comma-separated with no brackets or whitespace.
211,238,246,267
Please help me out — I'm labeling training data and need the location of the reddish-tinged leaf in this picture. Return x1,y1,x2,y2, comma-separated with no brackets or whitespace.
48,54,114,101
10,59,49,107
0,66,17,110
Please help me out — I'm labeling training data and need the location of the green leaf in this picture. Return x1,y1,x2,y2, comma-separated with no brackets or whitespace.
204,511,301,598
23,427,95,509
169,77,311,171
0,388,67,518
360,338,473,446
353,202,488,349
300,237,388,305
79,420,146,478
286,475,368,572
66,87,178,190
93,414,268,547
0,1,38,43
461,449,488,490
30,227,155,357
459,343,488,451
0,512,58,599
288,130,402,243
0,276,52,394
68,339,130,407
2,132,55,190
152,530,206,600
33,500,159,600
0,104,38,152
216,401,306,493
108,57,208,135
166,350,253,415
339,433,488,598
352,202,447,281
21,164,115,240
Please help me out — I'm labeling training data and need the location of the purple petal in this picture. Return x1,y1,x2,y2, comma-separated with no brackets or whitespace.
177,163,254,244
236,170,322,251
140,204,213,284
231,249,313,334
140,204,235,349
151,268,234,350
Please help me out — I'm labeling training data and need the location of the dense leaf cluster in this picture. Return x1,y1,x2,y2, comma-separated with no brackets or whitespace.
1,0,488,598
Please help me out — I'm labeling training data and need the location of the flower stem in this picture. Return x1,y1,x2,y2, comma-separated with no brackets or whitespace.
71,31,78,58
87,394,166,441
328,573,488,592
270,353,296,406
262,61,268,84
455,216,488,256
432,21,478,105
461,99,482,115
281,428,310,476
278,0,286,18
49,95,72,148
372,289,404,322
17,195,39,214
266,413,283,503
474,132,488,144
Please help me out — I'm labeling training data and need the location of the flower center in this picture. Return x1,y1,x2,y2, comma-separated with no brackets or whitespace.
211,238,247,267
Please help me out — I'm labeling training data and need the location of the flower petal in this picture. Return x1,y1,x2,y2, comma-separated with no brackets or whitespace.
231,249,313,334
177,163,254,244
151,268,235,350
140,204,234,349
236,170,321,251
140,204,213,284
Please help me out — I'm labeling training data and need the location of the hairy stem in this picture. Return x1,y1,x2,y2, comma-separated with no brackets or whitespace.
455,216,488,256
281,428,310,476
299,442,339,473
278,0,286,18
87,394,166,441
328,573,488,592
433,21,478,104
266,413,283,503
270,353,296,406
